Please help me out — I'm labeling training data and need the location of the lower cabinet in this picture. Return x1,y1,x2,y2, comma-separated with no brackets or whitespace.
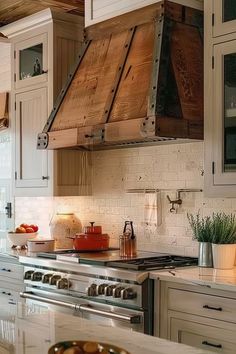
157,280,236,354
0,257,24,315
169,312,236,354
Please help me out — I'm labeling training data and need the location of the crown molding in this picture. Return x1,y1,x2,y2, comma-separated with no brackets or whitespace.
0,8,83,39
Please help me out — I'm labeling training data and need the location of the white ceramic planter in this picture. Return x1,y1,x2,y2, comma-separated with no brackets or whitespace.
212,243,236,269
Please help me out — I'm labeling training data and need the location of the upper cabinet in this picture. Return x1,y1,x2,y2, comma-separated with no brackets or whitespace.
213,0,236,37
1,10,92,197
205,1,236,197
14,33,48,89
85,0,203,27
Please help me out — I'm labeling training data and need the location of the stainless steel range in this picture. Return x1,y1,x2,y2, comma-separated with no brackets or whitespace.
19,251,197,335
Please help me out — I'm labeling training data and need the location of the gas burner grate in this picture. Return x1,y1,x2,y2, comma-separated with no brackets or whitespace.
107,255,198,270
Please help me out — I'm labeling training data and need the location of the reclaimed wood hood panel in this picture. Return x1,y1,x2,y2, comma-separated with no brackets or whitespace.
37,1,203,151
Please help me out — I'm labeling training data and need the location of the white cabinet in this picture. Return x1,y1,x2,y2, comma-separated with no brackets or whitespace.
85,0,203,27
1,9,92,197
169,313,236,354
157,281,236,354
213,0,236,37
204,1,236,197
14,33,48,90
0,256,24,316
15,88,48,189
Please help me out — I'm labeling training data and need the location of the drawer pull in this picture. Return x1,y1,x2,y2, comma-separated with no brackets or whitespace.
2,291,12,296
202,341,222,349
203,305,222,311
1,268,11,272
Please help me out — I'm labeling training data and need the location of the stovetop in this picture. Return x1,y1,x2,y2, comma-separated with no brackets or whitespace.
37,249,197,271
106,255,198,270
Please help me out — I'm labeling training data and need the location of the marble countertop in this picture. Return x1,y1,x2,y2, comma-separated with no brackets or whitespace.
0,303,211,354
150,266,236,292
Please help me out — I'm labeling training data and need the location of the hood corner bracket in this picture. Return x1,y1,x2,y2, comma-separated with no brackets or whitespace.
37,132,49,150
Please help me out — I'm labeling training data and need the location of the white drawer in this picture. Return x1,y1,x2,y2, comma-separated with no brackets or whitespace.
168,288,236,323
0,286,19,305
0,261,23,281
170,316,236,354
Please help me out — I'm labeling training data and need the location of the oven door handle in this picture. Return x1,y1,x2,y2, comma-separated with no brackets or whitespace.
76,304,141,324
20,292,141,324
20,291,76,310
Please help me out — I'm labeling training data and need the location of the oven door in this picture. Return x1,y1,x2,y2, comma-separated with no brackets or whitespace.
20,289,144,333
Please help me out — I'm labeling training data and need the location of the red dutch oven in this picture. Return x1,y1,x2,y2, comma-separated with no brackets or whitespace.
71,222,109,251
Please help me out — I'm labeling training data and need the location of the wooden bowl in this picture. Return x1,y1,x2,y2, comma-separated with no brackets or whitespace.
48,340,130,354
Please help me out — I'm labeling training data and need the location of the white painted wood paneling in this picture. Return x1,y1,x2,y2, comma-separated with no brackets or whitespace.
15,88,48,188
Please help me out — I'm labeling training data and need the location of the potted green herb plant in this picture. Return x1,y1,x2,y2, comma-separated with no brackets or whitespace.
211,213,236,269
187,213,213,267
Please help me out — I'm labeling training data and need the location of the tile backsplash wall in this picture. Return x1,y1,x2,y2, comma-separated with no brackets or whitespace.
15,142,236,256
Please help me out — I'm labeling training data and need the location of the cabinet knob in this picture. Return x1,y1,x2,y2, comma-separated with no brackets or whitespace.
42,70,48,74
49,275,61,285
104,285,116,296
56,278,71,289
86,283,97,297
24,270,34,279
121,288,137,300
42,273,53,283
31,271,43,281
112,286,125,298
42,176,49,180
96,283,108,296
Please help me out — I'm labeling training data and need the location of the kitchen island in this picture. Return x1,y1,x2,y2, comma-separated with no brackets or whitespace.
151,267,236,352
0,302,212,354
150,266,236,291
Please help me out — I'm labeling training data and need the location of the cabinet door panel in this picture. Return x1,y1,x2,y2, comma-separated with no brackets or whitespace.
213,0,236,37
14,33,48,89
15,88,48,188
213,40,236,185
170,316,236,354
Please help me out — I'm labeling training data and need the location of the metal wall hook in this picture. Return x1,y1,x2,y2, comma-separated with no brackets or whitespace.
166,195,182,213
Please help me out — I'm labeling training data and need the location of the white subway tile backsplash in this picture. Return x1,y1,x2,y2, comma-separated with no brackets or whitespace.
15,142,236,256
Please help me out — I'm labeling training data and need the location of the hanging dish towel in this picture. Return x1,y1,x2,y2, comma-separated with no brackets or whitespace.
144,190,162,228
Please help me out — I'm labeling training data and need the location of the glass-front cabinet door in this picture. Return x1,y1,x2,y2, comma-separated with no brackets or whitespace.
213,40,236,185
213,0,236,37
14,33,48,89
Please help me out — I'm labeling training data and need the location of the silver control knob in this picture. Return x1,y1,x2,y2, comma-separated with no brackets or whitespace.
49,275,61,285
24,270,34,280
104,285,116,296
56,278,71,289
112,286,125,298
42,273,53,284
31,271,43,281
96,283,108,295
86,283,97,297
121,288,137,300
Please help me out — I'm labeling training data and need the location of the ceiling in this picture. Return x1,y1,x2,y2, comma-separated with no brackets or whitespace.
0,0,84,27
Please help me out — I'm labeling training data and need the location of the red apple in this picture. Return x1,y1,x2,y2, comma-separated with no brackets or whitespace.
25,227,35,233
20,223,29,229
15,227,26,233
29,224,38,232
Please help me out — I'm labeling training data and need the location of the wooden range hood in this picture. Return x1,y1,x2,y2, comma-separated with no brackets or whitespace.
37,0,203,151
